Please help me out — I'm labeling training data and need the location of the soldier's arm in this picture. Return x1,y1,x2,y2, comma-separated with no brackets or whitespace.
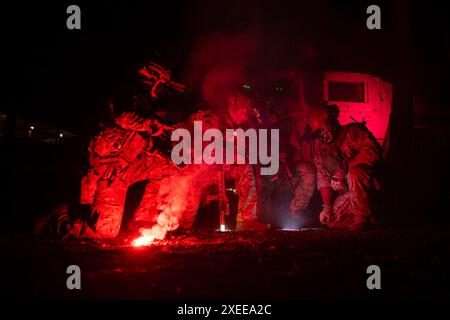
344,125,381,168
144,118,173,136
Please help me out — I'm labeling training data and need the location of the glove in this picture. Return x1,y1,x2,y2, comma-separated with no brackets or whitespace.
319,205,333,225
330,168,347,192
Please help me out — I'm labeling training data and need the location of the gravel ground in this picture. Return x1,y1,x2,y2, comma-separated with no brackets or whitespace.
2,226,449,299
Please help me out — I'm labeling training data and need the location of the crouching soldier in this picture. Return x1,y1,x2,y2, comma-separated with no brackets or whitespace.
309,105,383,230
35,61,184,238
76,111,176,238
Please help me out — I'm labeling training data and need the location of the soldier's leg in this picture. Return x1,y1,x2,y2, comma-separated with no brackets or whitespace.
289,161,316,215
180,181,203,229
132,180,160,227
84,155,166,238
235,164,258,223
326,165,373,229
180,166,217,229
87,178,128,238
346,165,374,228
36,172,126,239
328,192,353,229
130,155,176,226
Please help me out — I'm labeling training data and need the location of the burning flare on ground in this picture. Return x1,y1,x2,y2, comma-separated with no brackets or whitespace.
132,224,166,247
132,175,191,247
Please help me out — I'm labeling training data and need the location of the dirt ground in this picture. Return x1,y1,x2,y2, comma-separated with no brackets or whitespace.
2,226,449,299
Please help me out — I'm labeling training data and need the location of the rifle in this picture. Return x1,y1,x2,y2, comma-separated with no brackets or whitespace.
217,165,230,232
349,115,367,126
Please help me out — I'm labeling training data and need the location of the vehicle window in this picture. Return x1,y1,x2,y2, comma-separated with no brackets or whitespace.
328,81,365,103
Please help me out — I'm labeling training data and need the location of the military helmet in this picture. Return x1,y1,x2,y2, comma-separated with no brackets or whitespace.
307,104,340,142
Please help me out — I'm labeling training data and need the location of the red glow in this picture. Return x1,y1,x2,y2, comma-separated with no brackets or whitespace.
132,233,155,247
324,72,392,146
132,225,166,247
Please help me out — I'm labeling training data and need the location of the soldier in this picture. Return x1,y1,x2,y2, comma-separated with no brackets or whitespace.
256,88,316,228
36,61,184,238
308,104,383,230
288,117,317,220
77,112,175,238
169,108,265,231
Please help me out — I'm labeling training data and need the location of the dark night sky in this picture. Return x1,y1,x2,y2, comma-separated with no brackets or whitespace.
3,0,449,133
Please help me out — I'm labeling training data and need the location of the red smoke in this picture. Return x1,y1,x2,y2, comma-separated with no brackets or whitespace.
185,30,261,110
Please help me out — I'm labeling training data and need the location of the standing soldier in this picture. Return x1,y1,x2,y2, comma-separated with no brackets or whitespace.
288,116,317,220
257,85,316,228
174,107,266,232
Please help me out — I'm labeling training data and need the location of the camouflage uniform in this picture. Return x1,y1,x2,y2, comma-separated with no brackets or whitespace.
165,109,259,229
76,112,176,238
314,123,382,229
35,61,185,239
288,119,317,215
179,163,258,229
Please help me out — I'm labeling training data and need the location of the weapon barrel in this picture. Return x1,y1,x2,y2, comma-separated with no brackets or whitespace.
218,166,229,231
